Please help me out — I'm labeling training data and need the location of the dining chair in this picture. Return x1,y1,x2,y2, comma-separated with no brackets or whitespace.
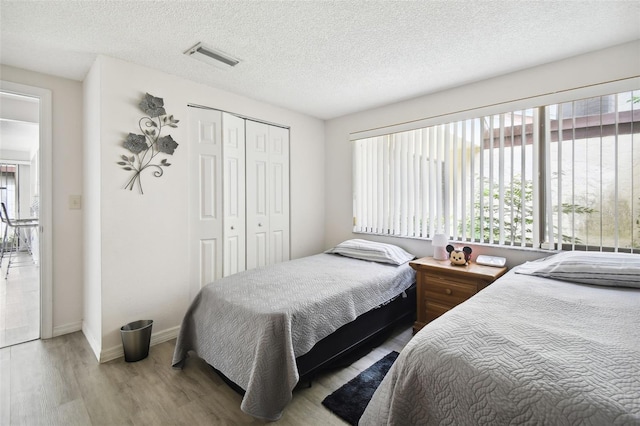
0,202,39,278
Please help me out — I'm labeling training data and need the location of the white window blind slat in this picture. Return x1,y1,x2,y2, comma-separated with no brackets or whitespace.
556,105,563,250
489,117,496,243
452,123,459,241
598,99,604,250
413,132,422,237
460,121,467,241
440,125,448,234
519,115,526,247
614,95,620,250
571,105,577,250
353,140,361,232
498,114,505,245
421,129,429,238
364,138,371,233
532,108,541,248
469,119,476,242
509,112,515,245
375,137,382,233
428,127,436,238
479,119,485,242
406,132,414,237
393,135,401,235
400,133,409,235
544,108,554,249
383,135,390,234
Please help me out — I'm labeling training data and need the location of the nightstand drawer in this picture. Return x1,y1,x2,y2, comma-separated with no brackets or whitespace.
425,300,452,322
424,279,476,305
424,272,475,287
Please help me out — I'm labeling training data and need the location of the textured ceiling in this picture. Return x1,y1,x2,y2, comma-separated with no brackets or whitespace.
1,0,639,120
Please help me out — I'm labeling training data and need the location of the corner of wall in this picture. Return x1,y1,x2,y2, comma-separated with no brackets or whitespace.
98,325,180,363
81,320,101,362
82,57,103,358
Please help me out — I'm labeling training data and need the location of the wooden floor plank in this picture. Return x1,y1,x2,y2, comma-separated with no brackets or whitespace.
0,263,39,349
2,323,413,425
0,346,11,425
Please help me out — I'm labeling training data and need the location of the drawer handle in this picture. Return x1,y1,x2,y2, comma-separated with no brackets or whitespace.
445,288,452,295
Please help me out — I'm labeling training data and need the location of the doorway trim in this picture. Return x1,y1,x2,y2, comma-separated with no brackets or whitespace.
0,80,53,339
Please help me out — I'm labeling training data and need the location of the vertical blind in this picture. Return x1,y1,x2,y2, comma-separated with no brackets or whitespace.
544,92,639,250
353,89,639,251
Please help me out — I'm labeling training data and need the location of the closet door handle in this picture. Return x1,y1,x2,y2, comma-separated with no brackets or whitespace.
258,223,263,227
230,226,235,230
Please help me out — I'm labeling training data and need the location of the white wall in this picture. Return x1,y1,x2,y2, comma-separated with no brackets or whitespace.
86,56,325,361
0,150,30,162
324,40,640,269
0,65,84,335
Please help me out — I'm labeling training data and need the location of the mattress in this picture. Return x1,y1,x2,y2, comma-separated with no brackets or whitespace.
172,253,415,420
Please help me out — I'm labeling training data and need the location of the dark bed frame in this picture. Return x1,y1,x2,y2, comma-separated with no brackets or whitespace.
215,283,417,393
297,282,416,384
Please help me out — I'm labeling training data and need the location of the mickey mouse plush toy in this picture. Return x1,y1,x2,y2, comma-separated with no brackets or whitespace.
446,244,472,266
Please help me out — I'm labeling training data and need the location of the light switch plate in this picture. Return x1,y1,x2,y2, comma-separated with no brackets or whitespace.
69,195,82,210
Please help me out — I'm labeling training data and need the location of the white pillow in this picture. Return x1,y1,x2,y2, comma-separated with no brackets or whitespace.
515,251,640,289
325,239,415,265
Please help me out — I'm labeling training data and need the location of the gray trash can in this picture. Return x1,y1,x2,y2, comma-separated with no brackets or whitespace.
120,319,153,362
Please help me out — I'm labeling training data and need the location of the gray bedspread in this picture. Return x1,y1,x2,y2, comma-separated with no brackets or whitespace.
172,253,415,421
361,270,640,425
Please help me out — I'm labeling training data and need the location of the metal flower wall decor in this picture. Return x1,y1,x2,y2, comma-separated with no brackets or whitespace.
119,93,179,194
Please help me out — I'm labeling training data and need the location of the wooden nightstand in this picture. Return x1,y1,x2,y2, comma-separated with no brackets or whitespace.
410,257,507,333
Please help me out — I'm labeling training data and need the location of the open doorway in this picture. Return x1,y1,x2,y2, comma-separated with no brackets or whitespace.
0,91,40,347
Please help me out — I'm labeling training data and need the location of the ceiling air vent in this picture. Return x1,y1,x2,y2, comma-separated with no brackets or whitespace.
184,42,240,69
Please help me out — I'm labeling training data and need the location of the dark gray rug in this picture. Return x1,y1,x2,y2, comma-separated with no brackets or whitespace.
322,351,399,425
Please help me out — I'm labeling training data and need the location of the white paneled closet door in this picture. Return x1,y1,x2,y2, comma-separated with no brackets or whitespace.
222,112,245,277
245,120,290,270
188,108,223,299
266,125,290,265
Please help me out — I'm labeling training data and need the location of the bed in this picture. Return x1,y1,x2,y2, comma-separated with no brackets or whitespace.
361,251,640,425
172,239,416,421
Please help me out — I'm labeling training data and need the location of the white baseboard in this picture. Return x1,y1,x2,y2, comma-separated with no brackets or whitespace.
81,323,101,362
99,325,180,363
150,325,180,346
53,321,82,337
100,343,124,363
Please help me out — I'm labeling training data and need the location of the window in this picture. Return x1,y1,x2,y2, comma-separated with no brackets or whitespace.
353,88,640,251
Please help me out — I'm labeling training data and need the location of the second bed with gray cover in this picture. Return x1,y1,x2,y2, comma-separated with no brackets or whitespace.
361,252,640,425
172,252,415,420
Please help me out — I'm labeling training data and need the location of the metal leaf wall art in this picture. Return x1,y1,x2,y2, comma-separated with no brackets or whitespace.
119,93,179,194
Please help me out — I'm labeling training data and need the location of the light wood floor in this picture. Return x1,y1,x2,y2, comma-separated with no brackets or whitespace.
0,322,413,425
0,256,39,348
